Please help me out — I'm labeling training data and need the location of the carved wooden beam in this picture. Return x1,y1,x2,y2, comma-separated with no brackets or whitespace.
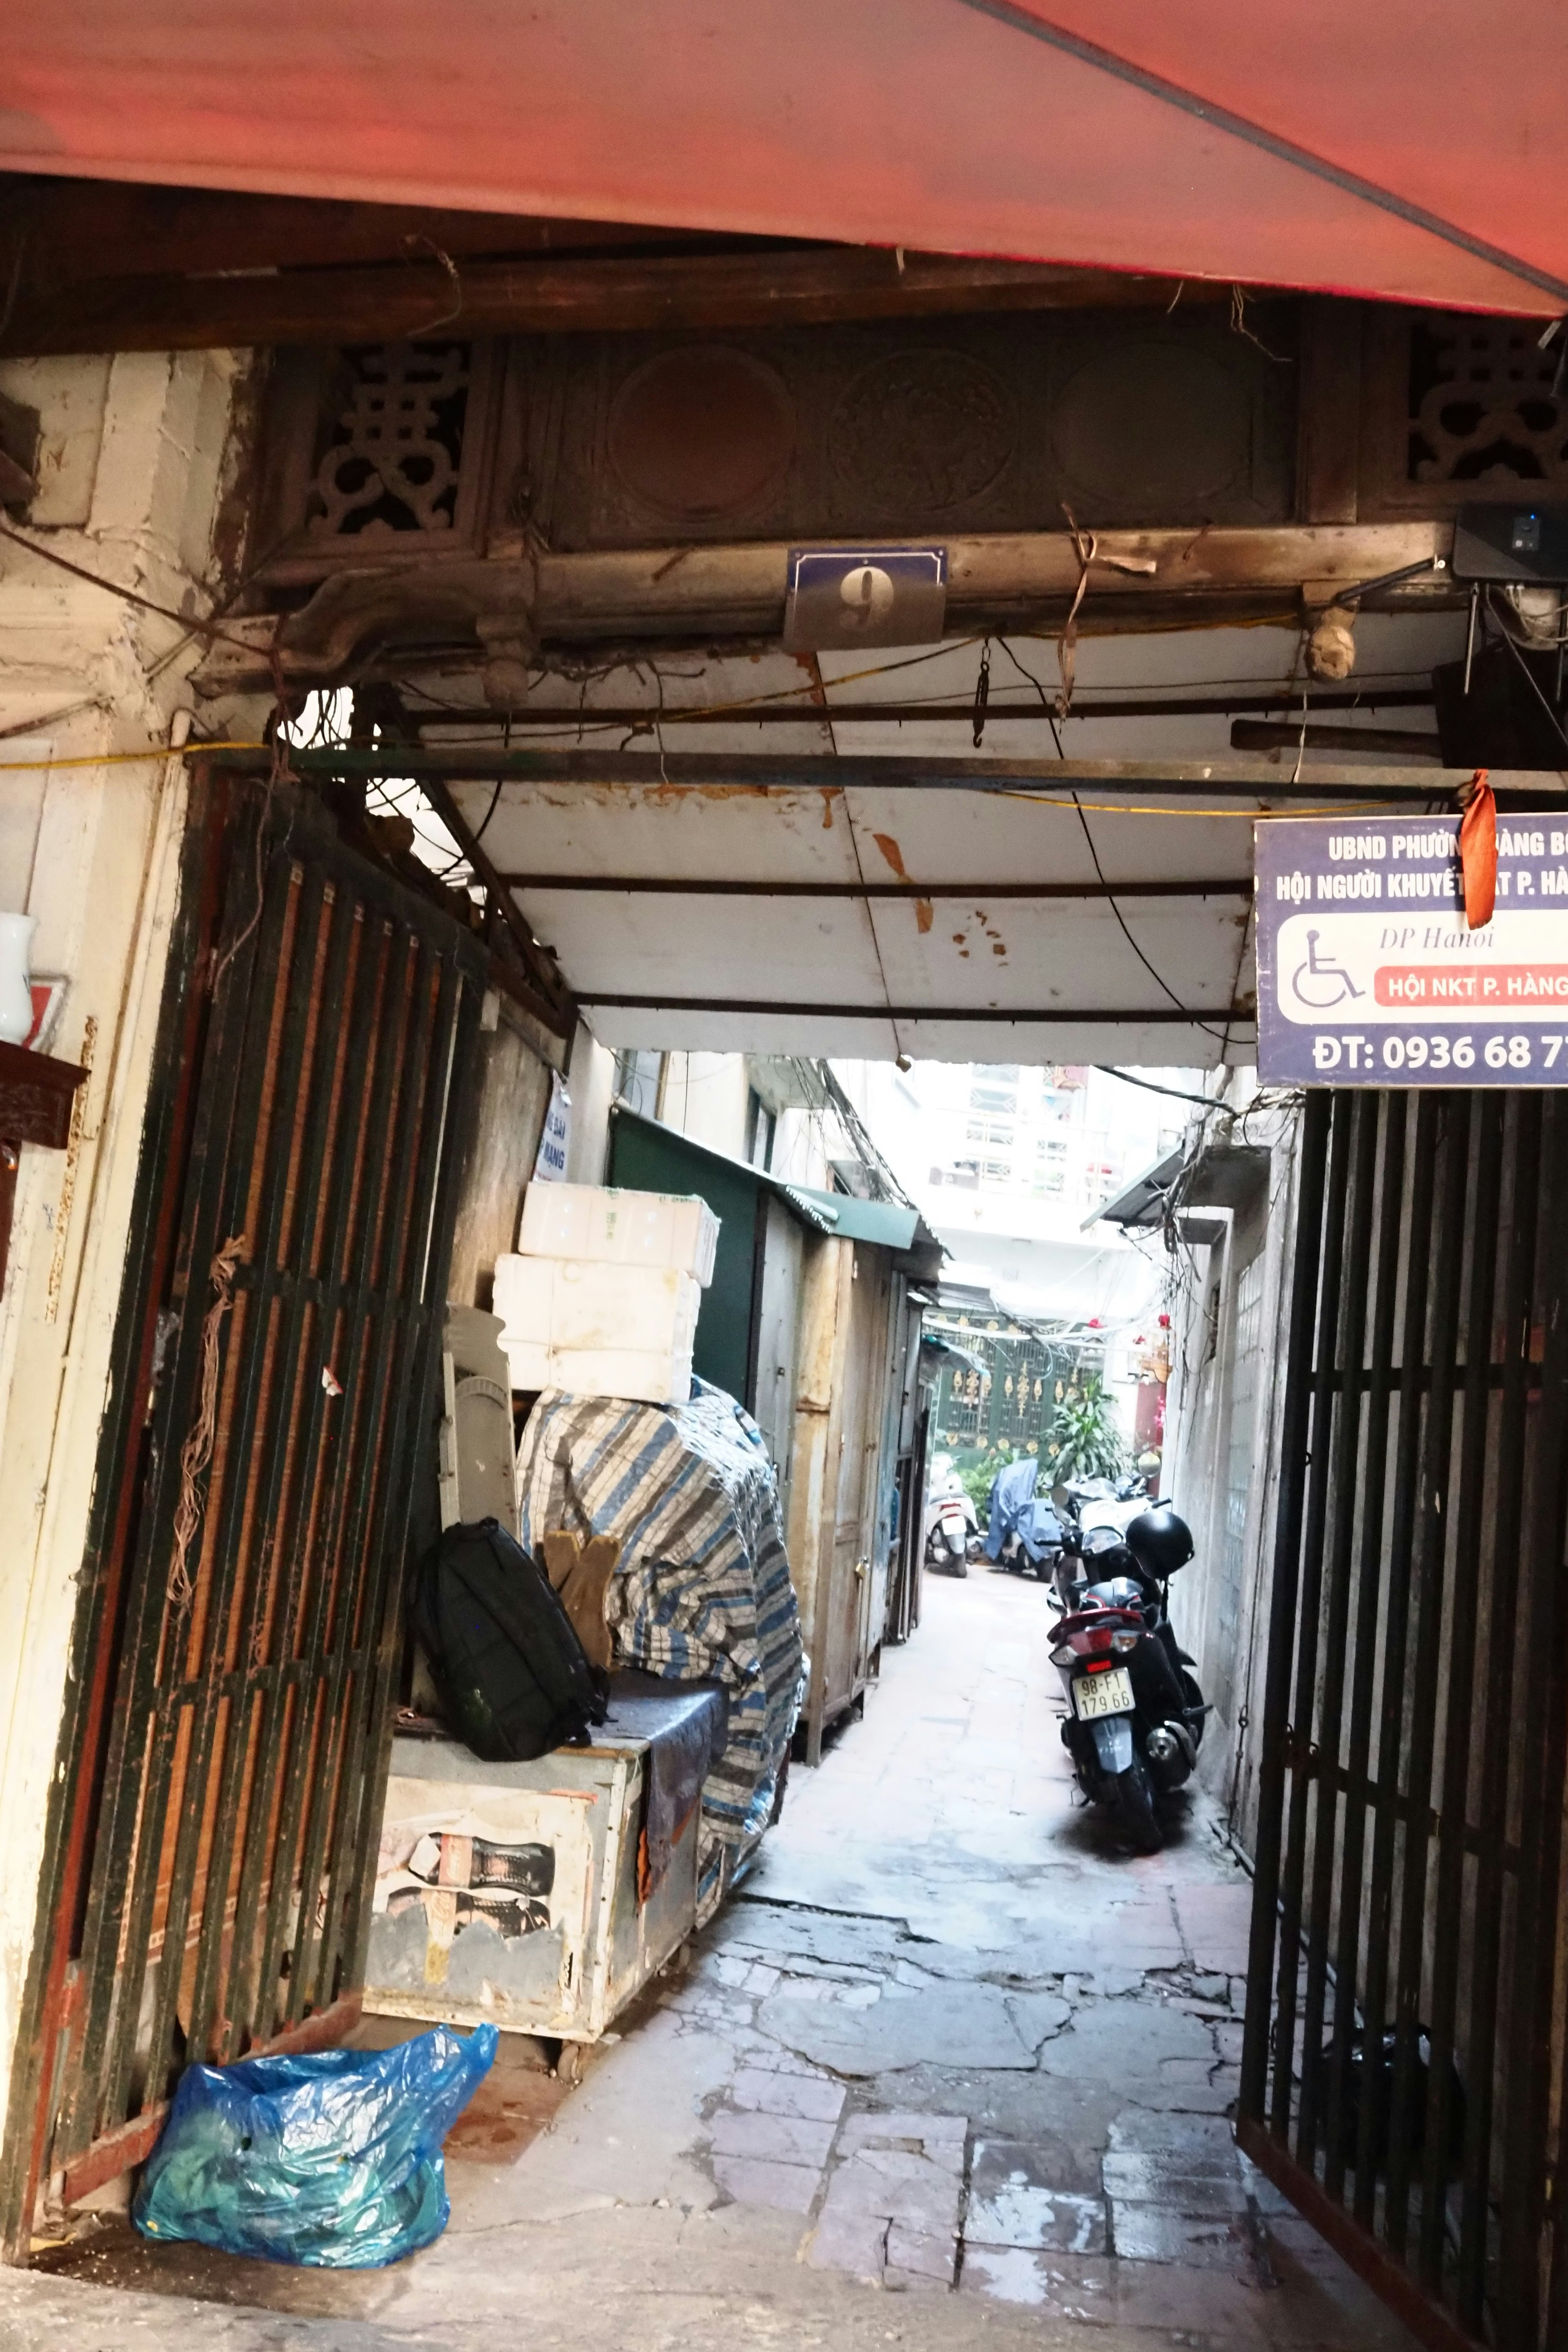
0,178,706,281
1,245,1216,358
193,523,1455,696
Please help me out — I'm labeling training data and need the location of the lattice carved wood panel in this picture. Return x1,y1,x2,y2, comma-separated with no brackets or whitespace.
307,343,472,539
256,341,501,581
1362,310,1568,517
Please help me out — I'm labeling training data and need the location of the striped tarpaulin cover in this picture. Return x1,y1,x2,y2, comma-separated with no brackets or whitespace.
517,1381,804,1882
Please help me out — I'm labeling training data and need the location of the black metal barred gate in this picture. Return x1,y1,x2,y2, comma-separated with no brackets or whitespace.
0,768,486,2247
1240,1089,1568,2352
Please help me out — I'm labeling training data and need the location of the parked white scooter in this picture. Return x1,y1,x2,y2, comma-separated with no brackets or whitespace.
923,1454,979,1579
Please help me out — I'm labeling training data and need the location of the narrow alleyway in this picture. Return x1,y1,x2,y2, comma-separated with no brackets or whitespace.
4,1572,1417,2352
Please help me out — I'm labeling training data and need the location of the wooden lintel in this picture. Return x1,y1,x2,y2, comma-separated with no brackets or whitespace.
0,179,708,283
2,245,1215,358
190,524,1454,695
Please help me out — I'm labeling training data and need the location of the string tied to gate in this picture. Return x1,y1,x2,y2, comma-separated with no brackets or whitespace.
168,1232,249,1611
1457,767,1496,929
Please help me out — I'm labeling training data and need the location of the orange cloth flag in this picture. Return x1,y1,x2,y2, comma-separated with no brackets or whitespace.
1459,769,1496,930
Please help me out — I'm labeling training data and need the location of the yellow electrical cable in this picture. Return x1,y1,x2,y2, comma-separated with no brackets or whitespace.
0,741,265,771
993,791,1396,819
0,748,1405,825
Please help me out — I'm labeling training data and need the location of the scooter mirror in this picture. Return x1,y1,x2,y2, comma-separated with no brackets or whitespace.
1050,1484,1071,1515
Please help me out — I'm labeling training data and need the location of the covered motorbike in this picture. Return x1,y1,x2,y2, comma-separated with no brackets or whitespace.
1048,1503,1207,1853
984,1457,1065,1579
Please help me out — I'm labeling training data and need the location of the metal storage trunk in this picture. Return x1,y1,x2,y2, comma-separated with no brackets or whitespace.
364,1731,697,2041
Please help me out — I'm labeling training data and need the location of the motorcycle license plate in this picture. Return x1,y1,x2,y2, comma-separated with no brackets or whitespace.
1073,1667,1134,1721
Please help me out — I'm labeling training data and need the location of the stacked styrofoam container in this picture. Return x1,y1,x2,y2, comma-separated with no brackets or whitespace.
493,1183,719,1405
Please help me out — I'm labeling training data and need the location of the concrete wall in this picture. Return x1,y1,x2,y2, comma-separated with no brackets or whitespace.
0,348,254,2151
657,1052,752,1158
1163,1095,1305,1847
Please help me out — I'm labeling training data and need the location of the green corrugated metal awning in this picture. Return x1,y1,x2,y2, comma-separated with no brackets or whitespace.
772,1185,920,1252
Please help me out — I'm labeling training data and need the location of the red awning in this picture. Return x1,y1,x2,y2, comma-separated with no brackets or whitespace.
4,2,1564,314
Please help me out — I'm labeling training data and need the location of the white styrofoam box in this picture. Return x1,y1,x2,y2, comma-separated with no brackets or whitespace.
550,1347,693,1406
494,1256,701,1357
501,1338,552,1392
492,1254,555,1345
502,1339,691,1406
517,1182,719,1287
552,1262,699,1355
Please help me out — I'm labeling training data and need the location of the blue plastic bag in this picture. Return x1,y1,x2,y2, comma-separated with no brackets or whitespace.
133,2023,497,2267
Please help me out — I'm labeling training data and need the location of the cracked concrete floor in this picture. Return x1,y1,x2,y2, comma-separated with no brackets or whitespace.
3,1571,1420,2352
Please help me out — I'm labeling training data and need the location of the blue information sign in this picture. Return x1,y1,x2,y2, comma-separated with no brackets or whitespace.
1255,814,1568,1087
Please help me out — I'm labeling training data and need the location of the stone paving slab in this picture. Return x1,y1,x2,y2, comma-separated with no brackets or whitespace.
1102,2148,1254,2216
1109,2203,1255,2269
759,1977,1067,2075
838,2108,967,2166
708,2106,840,2167
1174,1882,1256,1977
727,2064,845,2121
710,2152,820,2212
967,2141,1108,2254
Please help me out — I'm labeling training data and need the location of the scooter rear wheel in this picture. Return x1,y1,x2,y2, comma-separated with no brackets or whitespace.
1115,1758,1163,1854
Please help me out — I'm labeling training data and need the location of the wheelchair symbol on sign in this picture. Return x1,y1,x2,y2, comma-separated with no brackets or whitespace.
1290,929,1364,1011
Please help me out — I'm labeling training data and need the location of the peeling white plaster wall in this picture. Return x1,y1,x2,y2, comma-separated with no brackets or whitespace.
0,347,258,2163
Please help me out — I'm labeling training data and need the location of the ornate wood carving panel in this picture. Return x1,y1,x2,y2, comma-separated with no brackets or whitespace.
255,341,500,582
520,309,1298,551
251,308,1299,580
1360,309,1568,518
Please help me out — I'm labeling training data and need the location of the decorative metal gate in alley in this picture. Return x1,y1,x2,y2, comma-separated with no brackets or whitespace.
1240,1089,1568,2352
0,766,486,2247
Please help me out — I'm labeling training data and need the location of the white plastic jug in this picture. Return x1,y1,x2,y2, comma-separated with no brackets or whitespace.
0,913,36,1047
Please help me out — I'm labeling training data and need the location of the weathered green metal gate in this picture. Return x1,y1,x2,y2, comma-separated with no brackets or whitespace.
1240,1088,1568,2352
0,768,485,2245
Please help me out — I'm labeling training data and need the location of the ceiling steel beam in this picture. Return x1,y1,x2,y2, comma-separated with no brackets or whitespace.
225,744,1521,803
415,684,1437,731
1230,719,1442,759
502,874,1251,899
579,993,1254,1024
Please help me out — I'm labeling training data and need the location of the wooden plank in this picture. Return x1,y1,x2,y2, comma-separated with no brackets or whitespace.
2,247,1213,358
4,182,708,282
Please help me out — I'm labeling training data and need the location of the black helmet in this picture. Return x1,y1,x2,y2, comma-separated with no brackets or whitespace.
1125,1506,1194,1579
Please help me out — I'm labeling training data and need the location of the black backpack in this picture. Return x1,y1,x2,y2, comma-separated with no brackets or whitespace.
412,1518,609,1762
